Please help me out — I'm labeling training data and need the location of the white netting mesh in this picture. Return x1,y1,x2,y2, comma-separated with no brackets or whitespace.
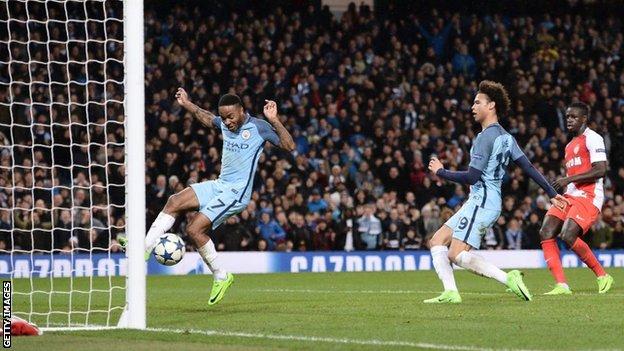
0,0,127,327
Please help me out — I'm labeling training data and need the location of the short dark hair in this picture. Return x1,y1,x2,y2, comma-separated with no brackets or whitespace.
478,80,511,117
218,94,242,107
568,102,590,118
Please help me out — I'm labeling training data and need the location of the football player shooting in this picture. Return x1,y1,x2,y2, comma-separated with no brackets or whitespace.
123,88,294,306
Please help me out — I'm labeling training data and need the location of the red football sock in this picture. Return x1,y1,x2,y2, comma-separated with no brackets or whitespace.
571,238,606,277
541,239,567,284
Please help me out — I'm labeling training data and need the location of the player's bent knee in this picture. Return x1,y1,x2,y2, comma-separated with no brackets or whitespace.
447,252,458,264
429,227,452,247
559,231,577,247
539,226,556,241
185,223,202,241
185,216,212,246
165,194,182,212
428,236,443,247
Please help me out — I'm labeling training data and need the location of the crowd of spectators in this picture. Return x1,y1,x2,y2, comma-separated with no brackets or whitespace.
143,1,624,252
1,1,624,254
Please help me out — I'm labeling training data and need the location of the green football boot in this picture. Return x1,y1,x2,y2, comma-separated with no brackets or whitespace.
544,284,572,295
597,274,614,294
506,270,532,301
209,273,234,306
423,290,462,304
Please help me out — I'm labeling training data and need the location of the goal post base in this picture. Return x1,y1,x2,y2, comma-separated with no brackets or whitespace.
116,305,129,328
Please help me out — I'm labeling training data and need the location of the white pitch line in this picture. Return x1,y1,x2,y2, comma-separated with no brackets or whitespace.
43,326,118,332
250,288,497,295
42,325,554,351
249,288,624,297
144,327,550,351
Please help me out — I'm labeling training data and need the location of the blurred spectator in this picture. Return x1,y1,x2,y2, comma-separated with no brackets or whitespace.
312,219,336,250
358,205,382,250
483,216,506,250
611,222,624,249
401,228,422,250
257,211,286,251
505,219,524,250
257,238,268,252
522,213,542,249
452,44,476,78
382,222,402,250
589,216,613,250
213,216,253,251
289,213,312,251
307,189,328,214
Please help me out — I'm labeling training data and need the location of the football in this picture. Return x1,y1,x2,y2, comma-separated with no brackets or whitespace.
153,233,186,266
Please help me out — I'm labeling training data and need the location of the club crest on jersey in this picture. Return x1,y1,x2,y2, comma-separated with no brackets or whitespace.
241,130,251,140
573,145,580,154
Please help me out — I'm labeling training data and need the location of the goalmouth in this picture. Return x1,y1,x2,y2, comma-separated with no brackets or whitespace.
0,0,145,330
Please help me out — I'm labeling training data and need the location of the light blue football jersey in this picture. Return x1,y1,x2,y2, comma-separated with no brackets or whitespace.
213,113,279,202
467,123,525,211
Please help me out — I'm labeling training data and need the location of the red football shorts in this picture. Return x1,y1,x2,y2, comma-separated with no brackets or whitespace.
546,195,599,234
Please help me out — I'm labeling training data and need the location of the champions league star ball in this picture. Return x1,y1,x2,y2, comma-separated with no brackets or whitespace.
153,233,186,266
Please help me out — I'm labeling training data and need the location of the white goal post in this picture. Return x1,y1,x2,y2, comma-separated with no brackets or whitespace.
121,0,145,330
0,0,145,330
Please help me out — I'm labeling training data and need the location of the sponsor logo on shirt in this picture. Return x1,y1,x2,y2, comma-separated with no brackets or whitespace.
224,140,250,151
566,156,582,168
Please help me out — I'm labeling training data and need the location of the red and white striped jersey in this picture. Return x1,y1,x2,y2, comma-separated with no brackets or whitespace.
563,128,607,211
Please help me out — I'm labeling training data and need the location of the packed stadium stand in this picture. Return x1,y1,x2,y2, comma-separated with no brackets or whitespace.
2,0,624,254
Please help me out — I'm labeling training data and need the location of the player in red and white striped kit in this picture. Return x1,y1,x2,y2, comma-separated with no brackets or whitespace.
539,102,614,295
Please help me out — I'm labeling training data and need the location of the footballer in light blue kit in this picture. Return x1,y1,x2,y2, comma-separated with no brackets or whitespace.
142,88,294,306
423,80,565,304
190,111,281,228
444,123,529,249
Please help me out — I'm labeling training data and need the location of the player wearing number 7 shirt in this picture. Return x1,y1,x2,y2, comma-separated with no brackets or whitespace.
539,102,614,295
424,80,566,303
121,88,295,306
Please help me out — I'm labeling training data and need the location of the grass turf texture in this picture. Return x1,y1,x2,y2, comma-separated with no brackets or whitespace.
12,268,624,350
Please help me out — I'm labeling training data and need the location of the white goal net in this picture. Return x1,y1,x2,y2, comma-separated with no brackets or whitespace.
0,0,145,329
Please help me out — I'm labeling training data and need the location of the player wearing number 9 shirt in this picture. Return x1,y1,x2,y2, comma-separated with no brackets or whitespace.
423,80,565,304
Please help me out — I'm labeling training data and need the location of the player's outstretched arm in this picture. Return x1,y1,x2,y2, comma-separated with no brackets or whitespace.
552,161,607,192
263,99,295,152
509,139,566,209
428,156,481,185
513,155,567,209
175,87,218,128
512,155,557,197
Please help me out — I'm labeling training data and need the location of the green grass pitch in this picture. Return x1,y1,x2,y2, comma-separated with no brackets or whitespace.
11,268,624,350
